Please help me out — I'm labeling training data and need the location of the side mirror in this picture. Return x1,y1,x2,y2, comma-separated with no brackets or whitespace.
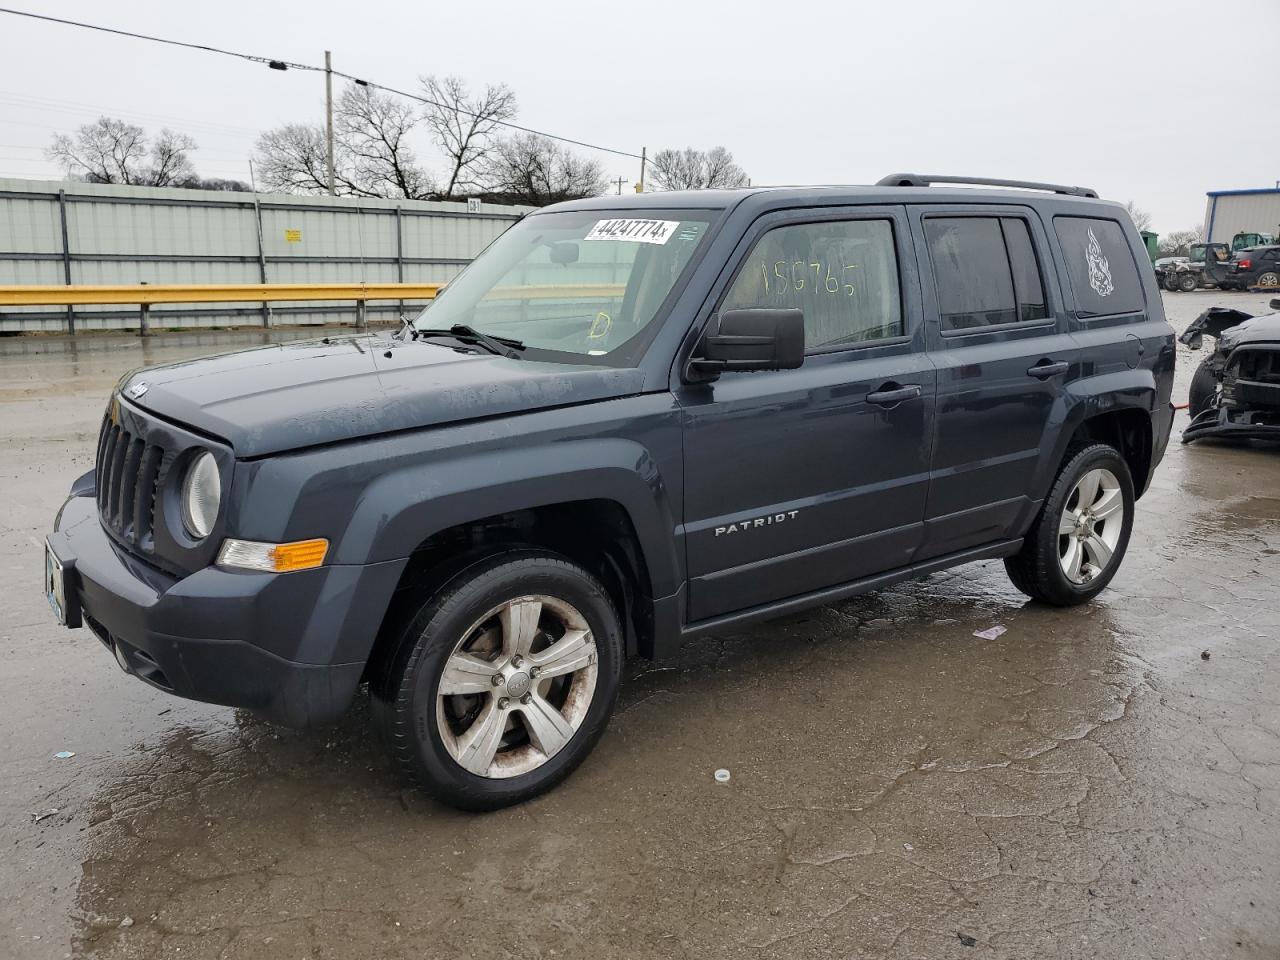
690,308,805,375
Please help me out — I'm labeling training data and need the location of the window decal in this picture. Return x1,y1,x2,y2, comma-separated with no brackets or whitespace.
583,218,678,244
1085,228,1114,297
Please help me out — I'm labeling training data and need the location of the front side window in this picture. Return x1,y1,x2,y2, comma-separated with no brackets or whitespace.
925,216,1049,331
720,218,903,350
414,209,717,365
1053,216,1144,317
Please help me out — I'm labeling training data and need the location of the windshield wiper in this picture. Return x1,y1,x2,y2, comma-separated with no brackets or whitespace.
417,324,524,359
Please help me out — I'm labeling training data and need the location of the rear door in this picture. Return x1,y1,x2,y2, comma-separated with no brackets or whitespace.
676,206,936,622
910,205,1078,560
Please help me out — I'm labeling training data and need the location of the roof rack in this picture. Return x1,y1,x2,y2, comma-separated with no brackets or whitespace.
876,174,1099,199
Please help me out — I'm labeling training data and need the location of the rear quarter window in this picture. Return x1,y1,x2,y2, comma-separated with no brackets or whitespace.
1053,216,1144,317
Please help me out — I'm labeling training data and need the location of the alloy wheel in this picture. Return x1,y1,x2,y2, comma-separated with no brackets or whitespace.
435,595,597,779
1057,467,1125,585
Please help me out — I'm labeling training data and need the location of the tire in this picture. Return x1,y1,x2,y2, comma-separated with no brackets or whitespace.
1004,444,1135,606
1256,271,1280,290
1188,358,1218,417
1177,273,1199,293
1163,275,1180,292
372,551,623,810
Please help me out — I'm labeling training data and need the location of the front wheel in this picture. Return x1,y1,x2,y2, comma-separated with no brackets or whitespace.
1177,273,1199,292
1188,358,1218,417
1005,444,1135,606
372,552,623,810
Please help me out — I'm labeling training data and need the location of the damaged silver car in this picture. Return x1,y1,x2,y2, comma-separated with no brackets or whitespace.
1182,299,1280,443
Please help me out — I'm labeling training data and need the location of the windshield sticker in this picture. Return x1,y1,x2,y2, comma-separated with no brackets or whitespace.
584,219,679,244
1085,227,1114,297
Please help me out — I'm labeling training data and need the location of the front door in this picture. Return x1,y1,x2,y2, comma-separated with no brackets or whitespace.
676,208,936,623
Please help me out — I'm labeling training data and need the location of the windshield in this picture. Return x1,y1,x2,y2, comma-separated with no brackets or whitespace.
413,209,717,365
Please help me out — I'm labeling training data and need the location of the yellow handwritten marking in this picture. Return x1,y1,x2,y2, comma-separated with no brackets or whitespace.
588,311,612,339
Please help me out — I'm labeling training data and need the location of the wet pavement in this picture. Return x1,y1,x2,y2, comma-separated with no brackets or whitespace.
1,296,1278,959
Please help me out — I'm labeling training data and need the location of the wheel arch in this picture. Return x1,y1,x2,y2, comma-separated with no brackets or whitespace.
1038,371,1159,501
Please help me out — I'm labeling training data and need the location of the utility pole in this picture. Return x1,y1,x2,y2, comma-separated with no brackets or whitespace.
612,176,626,196
324,50,336,196
637,147,646,193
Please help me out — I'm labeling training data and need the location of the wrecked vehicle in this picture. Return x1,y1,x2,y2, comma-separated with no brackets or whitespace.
1157,243,1231,292
1182,299,1280,442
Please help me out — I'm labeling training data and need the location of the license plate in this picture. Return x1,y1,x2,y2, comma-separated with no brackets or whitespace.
45,539,69,625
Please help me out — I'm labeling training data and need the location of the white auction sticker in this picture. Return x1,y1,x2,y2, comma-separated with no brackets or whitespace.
584,219,679,244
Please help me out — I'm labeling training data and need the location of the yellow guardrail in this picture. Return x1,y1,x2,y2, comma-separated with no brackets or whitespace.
0,282,443,307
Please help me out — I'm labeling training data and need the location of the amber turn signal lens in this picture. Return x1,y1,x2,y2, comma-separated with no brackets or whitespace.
270,538,329,572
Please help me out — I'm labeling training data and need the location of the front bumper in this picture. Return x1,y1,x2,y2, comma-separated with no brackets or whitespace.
1183,402,1280,443
49,492,406,727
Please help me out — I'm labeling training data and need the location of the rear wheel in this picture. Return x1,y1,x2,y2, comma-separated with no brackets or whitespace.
1005,444,1135,606
1256,270,1280,290
1177,273,1199,292
372,552,623,810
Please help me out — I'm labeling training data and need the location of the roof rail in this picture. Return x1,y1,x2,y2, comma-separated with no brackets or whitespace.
876,174,1099,199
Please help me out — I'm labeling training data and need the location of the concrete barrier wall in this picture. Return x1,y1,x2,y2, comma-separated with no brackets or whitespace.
0,177,531,333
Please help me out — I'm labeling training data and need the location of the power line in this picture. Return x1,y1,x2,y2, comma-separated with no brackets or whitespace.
0,6,645,161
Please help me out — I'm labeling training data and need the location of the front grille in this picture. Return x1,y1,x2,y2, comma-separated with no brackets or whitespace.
95,416,169,553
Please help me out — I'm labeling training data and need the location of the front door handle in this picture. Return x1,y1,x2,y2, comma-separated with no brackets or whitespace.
1027,360,1070,380
866,383,923,406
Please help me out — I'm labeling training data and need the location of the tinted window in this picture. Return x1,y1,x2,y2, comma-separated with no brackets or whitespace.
721,219,903,349
1053,217,1144,317
925,217,1048,331
1002,218,1048,322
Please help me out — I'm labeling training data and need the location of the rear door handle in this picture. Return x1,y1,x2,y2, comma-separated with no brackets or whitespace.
1027,360,1070,379
866,383,923,406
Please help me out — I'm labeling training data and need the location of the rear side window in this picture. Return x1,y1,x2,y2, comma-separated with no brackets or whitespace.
924,217,1049,331
1053,217,1143,317
721,218,903,350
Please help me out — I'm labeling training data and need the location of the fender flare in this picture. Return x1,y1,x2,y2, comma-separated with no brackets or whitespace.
1031,369,1157,500
331,437,683,598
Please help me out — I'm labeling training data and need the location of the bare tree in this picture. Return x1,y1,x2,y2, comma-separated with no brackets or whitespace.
1124,201,1153,233
254,123,367,196
483,133,606,206
338,83,433,199
1159,228,1204,257
648,146,749,191
47,116,194,185
421,75,516,199
148,129,197,186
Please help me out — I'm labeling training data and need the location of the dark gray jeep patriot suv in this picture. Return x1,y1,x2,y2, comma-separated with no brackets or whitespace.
45,174,1176,809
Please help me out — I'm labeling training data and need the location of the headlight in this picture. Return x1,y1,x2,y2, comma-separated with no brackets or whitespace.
181,451,221,539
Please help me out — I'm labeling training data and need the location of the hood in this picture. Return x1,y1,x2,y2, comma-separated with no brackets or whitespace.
118,335,645,457
1221,312,1280,351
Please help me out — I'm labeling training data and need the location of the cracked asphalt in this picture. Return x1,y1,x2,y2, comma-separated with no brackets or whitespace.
2,293,1278,959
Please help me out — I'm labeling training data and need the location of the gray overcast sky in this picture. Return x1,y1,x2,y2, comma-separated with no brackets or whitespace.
2,0,1277,233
